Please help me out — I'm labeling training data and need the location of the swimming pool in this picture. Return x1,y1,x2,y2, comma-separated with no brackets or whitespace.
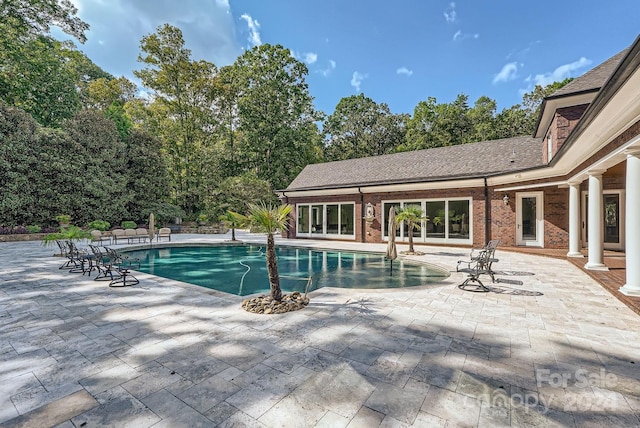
124,244,449,296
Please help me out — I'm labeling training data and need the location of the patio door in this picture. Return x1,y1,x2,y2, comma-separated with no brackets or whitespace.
516,192,544,247
581,190,625,250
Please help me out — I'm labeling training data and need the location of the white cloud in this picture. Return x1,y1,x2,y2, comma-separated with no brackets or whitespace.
493,62,518,84
351,71,367,92
531,57,592,87
304,52,318,64
240,13,261,47
319,59,336,77
443,2,456,23
62,0,241,85
396,67,413,77
453,30,479,42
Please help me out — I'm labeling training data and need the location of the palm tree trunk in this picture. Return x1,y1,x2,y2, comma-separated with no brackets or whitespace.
408,223,415,253
266,233,282,301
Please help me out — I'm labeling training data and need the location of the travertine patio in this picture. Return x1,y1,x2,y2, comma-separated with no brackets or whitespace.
1,233,639,427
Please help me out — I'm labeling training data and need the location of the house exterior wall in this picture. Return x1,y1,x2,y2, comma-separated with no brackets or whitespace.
543,104,590,163
285,184,574,249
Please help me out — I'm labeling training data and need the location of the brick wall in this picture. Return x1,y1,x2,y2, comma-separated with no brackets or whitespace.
543,104,589,164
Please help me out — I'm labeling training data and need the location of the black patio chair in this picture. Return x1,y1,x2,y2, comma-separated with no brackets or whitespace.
456,240,500,292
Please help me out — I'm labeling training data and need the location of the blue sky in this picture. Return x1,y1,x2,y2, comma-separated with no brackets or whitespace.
65,0,639,115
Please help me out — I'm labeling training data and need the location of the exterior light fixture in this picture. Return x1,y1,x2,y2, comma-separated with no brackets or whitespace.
503,194,510,205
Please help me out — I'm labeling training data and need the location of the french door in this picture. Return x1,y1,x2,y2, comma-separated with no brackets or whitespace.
516,192,544,247
581,190,625,250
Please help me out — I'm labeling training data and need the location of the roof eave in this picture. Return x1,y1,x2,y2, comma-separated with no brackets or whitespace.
550,34,640,166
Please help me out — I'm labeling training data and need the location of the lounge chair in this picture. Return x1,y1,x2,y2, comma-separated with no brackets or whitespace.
103,247,140,286
66,241,94,275
157,227,171,242
111,229,126,244
89,244,120,281
56,240,76,269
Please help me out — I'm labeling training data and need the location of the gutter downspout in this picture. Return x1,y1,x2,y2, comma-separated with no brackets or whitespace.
358,187,365,243
282,192,290,239
484,177,489,246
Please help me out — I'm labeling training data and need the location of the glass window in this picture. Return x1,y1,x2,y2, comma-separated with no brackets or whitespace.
297,205,309,234
341,204,354,235
448,200,470,239
311,205,323,234
425,201,446,238
326,205,339,234
401,203,423,238
383,202,401,237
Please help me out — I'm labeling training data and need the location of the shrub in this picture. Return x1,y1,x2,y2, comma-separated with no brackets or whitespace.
26,225,42,233
55,214,71,224
42,225,91,246
121,221,137,229
87,220,110,231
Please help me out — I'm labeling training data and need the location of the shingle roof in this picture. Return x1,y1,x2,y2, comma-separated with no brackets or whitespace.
549,48,629,98
285,136,544,191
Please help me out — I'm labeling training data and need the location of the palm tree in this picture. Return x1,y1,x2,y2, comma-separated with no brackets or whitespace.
247,203,292,301
395,205,428,254
219,211,247,241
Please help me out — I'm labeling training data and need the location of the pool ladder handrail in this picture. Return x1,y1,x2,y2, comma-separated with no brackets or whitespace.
279,274,314,299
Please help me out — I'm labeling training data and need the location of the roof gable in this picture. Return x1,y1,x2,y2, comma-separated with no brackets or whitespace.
549,49,629,98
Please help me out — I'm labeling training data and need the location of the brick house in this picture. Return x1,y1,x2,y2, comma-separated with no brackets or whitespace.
277,34,640,296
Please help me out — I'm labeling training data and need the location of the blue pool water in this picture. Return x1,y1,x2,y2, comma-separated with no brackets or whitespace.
124,245,449,296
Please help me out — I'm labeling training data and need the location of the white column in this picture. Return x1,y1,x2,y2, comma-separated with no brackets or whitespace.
567,182,583,257
620,151,640,296
585,170,608,270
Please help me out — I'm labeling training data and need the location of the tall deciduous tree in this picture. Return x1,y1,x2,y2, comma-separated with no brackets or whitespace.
323,94,407,161
134,24,218,215
124,129,171,223
232,44,322,189
0,0,89,43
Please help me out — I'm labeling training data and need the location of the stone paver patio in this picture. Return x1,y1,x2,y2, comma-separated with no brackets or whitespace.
1,233,639,427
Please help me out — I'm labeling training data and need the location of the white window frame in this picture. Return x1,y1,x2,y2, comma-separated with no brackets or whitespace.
382,197,473,245
295,202,356,239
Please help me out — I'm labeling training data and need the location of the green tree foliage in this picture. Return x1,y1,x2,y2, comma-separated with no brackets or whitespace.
323,94,408,161
0,104,40,225
0,0,89,43
134,24,218,215
62,109,130,225
0,1,99,126
124,129,171,223
205,172,277,218
401,94,472,151
247,203,292,301
0,35,80,126
232,44,322,189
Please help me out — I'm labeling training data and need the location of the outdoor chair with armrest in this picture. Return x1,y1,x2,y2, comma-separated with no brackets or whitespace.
111,229,126,245
135,228,149,243
66,241,95,275
90,230,110,245
157,227,171,242
89,244,121,282
103,247,140,286
456,240,500,292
